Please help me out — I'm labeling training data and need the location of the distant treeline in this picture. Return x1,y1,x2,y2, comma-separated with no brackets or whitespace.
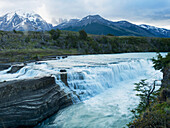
0,30,169,62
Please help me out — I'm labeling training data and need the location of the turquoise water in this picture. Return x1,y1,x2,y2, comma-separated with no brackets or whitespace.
0,53,167,128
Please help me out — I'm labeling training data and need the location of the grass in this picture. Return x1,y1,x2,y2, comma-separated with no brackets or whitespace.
0,49,78,63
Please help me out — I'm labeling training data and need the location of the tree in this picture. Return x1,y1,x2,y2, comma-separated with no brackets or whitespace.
13,29,17,33
132,79,158,117
152,52,170,72
49,29,60,40
107,33,114,36
128,53,170,127
25,36,30,43
79,30,87,40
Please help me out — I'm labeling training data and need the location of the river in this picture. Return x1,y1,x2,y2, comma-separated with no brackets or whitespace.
0,52,167,128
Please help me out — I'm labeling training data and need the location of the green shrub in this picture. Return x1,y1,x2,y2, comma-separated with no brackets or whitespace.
107,33,114,36
79,30,87,40
128,102,170,128
152,53,170,72
128,52,170,128
13,29,17,33
49,29,60,40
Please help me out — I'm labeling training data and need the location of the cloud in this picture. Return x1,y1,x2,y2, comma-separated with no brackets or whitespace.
0,0,170,29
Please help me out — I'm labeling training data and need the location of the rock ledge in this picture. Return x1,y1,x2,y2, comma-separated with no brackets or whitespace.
0,77,73,128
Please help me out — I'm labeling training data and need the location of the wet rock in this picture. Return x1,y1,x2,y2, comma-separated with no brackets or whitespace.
56,56,67,60
57,56,61,59
7,65,24,73
35,62,42,64
60,69,69,87
0,77,73,128
60,69,67,72
35,62,47,65
0,64,10,71
62,56,67,59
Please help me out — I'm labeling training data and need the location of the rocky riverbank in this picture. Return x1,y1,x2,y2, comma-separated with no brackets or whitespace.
0,76,73,128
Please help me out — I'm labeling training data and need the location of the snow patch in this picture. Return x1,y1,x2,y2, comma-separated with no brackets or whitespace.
139,24,169,35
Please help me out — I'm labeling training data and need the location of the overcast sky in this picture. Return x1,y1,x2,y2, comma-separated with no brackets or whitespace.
0,0,170,29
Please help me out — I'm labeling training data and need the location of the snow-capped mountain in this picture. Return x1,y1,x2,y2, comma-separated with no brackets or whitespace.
54,15,155,37
0,11,169,37
139,24,170,37
0,10,52,31
56,15,113,29
54,15,170,37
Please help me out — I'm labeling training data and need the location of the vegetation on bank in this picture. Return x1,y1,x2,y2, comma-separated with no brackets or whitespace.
0,30,170,63
128,53,170,128
0,48,77,63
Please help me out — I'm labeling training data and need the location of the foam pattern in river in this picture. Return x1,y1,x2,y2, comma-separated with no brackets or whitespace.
0,53,167,128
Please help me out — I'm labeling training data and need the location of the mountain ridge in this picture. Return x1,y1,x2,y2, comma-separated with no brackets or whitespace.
0,11,169,37
0,10,52,31
54,14,170,37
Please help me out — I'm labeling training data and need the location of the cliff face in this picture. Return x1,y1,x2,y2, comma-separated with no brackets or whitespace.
0,77,73,128
162,65,170,88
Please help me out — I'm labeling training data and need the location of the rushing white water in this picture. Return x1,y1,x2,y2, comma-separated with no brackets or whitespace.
0,52,167,128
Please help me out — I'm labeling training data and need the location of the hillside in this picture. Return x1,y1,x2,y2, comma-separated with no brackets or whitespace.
0,30,169,63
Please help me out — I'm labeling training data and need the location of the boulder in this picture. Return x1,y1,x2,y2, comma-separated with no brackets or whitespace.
62,56,67,59
0,77,73,128
7,65,24,73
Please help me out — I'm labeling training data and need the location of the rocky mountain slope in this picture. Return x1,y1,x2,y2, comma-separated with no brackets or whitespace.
0,11,169,37
0,10,52,31
54,15,170,37
139,24,170,37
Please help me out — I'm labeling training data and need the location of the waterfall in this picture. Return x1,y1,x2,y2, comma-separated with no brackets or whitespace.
53,59,162,101
0,58,162,102
0,53,166,128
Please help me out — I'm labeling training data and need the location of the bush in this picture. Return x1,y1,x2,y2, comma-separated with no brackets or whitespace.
128,102,170,128
25,36,30,43
131,79,158,118
107,33,114,36
79,30,87,40
13,29,17,33
152,52,170,72
49,29,60,40
127,52,170,128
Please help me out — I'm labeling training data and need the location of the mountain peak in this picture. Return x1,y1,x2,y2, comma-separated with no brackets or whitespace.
83,14,103,20
139,24,170,36
88,14,102,18
117,20,131,24
55,14,170,37
0,10,52,31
